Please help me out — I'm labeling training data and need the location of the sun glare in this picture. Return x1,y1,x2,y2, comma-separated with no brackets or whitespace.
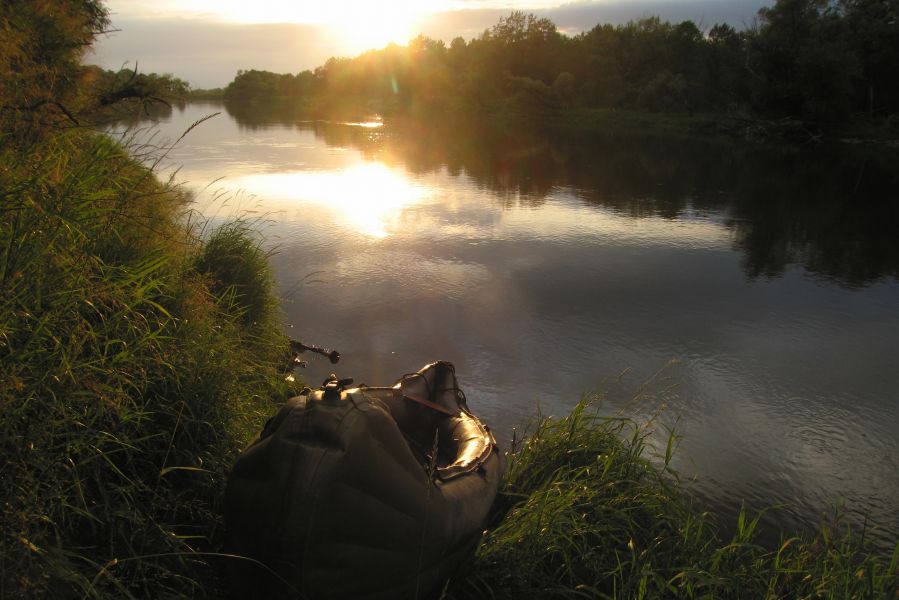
154,0,450,53
327,2,421,54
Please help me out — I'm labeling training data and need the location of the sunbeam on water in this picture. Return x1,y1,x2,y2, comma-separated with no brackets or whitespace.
231,162,428,238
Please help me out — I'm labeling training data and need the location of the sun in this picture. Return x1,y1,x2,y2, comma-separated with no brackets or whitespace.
161,0,445,54
327,3,421,54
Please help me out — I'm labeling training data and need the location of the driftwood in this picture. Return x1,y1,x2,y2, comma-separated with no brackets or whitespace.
283,339,341,371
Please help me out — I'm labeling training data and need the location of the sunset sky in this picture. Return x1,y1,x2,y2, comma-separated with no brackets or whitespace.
91,0,769,88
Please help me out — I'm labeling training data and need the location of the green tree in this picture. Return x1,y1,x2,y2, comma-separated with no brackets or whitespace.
580,24,628,106
225,69,284,102
705,23,749,109
0,0,109,135
748,0,859,121
580,18,711,112
481,12,567,84
839,0,899,116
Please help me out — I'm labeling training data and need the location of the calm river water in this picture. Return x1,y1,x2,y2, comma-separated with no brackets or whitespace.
112,102,898,546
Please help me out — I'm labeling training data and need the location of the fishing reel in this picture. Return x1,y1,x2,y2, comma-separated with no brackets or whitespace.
322,373,355,402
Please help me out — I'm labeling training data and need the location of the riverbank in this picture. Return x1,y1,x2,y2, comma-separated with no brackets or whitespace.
0,125,296,597
548,107,725,140
448,399,898,598
549,107,899,148
216,92,899,152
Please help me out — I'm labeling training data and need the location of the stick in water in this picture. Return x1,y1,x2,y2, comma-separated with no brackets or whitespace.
289,339,341,364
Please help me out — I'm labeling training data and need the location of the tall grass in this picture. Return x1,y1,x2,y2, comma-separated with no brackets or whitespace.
194,220,279,332
447,398,898,599
0,126,292,598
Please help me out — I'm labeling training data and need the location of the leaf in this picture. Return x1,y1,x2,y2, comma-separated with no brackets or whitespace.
159,466,212,477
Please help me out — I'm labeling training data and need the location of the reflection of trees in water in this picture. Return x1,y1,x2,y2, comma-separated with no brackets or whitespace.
225,102,899,287
223,99,310,131
329,120,899,288
560,138,899,287
99,100,179,128
724,151,899,286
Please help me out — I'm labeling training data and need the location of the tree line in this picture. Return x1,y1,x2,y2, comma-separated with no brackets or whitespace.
223,0,899,126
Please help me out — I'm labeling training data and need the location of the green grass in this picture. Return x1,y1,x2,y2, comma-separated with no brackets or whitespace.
194,220,280,332
446,398,898,599
0,127,295,598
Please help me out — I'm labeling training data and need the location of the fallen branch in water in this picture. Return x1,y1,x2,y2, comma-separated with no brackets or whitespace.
288,339,341,365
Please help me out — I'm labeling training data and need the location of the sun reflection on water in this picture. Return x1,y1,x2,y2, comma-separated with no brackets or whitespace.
341,120,383,129
233,162,426,238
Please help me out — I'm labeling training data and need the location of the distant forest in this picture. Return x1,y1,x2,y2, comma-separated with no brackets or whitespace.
221,0,899,126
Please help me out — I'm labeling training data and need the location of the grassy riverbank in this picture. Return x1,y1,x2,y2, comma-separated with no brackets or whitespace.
0,126,295,597
449,400,898,599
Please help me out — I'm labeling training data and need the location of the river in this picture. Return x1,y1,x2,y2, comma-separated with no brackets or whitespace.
109,101,898,547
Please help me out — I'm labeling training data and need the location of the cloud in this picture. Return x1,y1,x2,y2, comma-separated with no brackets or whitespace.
544,0,768,32
417,0,768,41
90,19,342,87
